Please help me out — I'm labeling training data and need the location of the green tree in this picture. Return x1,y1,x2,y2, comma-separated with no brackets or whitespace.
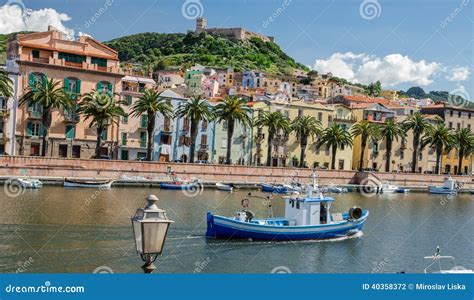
290,115,321,168
380,119,406,172
351,120,380,171
130,89,173,161
403,112,431,173
213,96,252,164
422,122,454,175
452,128,474,175
175,96,213,163
254,111,289,167
316,124,353,170
19,78,74,156
0,68,13,97
78,91,126,159
365,81,382,97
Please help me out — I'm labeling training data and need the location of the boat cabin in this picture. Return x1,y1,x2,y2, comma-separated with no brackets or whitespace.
284,190,334,226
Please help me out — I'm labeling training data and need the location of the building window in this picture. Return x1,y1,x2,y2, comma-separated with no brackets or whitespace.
97,81,112,93
64,78,81,98
101,130,107,141
32,50,40,58
91,57,107,67
140,132,146,148
457,123,461,130
317,112,322,121
122,114,128,124
126,95,133,105
58,144,68,158
221,138,227,149
449,110,453,117
202,120,208,131
338,159,344,170
121,150,129,160
122,133,127,146
449,122,453,129
65,125,75,140
72,145,81,158
458,111,461,117
58,52,86,64
223,120,228,130
27,122,42,137
28,72,46,89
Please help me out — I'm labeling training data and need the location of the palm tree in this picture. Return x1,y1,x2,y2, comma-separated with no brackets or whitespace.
130,89,173,161
213,96,252,164
422,123,454,175
254,111,289,167
78,91,126,159
291,115,321,168
452,128,474,175
380,119,405,172
0,69,13,98
403,112,431,173
351,120,380,171
175,96,213,163
316,124,353,170
19,78,74,156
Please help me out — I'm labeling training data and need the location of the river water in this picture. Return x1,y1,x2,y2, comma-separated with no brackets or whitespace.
0,186,472,274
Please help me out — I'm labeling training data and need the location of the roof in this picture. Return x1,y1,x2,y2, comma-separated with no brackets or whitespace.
122,76,156,85
342,95,391,105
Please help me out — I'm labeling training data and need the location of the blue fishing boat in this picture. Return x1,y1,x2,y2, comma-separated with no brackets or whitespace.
207,174,369,241
260,183,288,194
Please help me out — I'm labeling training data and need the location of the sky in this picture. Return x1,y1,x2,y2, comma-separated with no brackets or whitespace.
0,0,472,98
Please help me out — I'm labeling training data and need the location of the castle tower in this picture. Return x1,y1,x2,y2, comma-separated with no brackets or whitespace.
196,17,207,33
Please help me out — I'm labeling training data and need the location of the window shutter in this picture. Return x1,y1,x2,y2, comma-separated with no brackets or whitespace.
76,79,81,94
27,122,33,135
28,73,35,88
101,130,107,140
39,124,45,136
97,82,103,92
64,78,69,92
108,83,113,93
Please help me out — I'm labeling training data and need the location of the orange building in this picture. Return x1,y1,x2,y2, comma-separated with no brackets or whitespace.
5,26,123,158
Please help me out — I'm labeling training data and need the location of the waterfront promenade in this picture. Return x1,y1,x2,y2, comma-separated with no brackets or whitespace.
0,156,473,190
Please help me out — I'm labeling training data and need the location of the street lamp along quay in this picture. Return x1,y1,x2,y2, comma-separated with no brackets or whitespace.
131,195,174,273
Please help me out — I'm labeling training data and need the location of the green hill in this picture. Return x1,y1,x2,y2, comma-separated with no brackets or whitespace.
104,31,308,75
0,33,12,64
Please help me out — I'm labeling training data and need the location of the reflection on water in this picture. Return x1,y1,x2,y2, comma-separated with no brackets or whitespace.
0,187,472,273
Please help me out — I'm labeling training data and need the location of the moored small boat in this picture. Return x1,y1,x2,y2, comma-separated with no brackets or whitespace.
207,173,369,241
428,176,459,195
64,179,114,189
260,183,288,194
16,178,42,189
160,179,200,190
216,182,233,192
424,246,473,274
395,188,410,193
380,182,399,194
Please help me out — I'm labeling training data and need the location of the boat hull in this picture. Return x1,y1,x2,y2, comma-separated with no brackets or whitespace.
206,211,368,241
160,183,199,190
260,184,288,194
216,183,233,192
64,180,113,188
428,187,457,194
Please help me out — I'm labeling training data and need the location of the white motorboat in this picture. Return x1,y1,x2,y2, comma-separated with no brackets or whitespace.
64,178,114,189
380,182,399,194
16,178,42,189
424,246,473,274
326,185,348,194
216,182,233,192
428,176,459,195
283,182,306,192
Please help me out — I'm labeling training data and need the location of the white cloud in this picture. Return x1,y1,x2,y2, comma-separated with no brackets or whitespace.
0,4,74,37
314,52,444,87
446,67,470,81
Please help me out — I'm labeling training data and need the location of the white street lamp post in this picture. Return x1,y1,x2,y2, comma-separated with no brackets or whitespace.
131,195,174,273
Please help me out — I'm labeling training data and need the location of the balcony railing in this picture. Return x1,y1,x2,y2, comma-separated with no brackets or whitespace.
64,110,80,123
28,110,42,119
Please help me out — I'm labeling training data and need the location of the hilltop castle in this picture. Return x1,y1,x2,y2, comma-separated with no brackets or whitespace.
195,18,274,43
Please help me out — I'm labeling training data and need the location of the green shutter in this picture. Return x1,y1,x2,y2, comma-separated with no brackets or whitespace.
140,132,146,148
39,124,45,136
27,122,33,135
66,125,75,140
64,78,69,92
108,83,113,93
127,95,132,105
122,115,128,124
97,82,103,92
101,130,107,140
141,115,147,128
28,73,35,88
122,133,127,145
76,80,81,94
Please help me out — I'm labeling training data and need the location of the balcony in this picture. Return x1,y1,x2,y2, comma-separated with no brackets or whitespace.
0,109,9,119
28,110,42,120
64,110,80,123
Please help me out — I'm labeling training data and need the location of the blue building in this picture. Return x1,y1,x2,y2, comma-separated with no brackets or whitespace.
154,90,215,163
242,71,264,89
